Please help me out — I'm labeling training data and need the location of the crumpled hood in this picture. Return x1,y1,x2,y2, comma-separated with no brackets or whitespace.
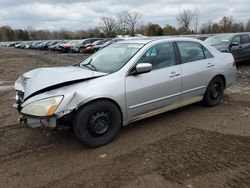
15,66,107,99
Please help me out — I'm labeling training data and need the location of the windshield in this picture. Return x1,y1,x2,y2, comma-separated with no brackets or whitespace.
79,43,143,73
205,35,233,46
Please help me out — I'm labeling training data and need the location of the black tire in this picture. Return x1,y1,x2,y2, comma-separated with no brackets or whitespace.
73,100,122,148
78,47,84,53
203,76,225,107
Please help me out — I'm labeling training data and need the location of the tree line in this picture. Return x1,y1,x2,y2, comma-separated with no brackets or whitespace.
1,9,250,41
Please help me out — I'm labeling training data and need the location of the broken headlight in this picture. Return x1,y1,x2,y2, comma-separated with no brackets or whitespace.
21,96,63,117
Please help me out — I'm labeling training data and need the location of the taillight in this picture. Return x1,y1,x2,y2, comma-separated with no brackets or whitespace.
233,58,236,66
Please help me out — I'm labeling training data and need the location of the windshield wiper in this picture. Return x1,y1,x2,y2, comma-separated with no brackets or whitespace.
81,58,98,71
81,64,93,70
87,64,97,71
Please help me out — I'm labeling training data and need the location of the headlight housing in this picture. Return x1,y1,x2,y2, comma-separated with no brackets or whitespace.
21,96,63,117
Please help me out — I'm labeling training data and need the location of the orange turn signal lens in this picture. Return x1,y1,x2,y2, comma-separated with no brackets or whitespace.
47,104,58,116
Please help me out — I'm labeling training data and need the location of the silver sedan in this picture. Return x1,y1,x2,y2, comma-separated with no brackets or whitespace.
14,37,237,147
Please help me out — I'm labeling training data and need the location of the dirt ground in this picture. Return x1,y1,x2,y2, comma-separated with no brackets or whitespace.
0,47,250,188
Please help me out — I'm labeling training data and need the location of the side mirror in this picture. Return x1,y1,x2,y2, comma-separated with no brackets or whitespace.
230,41,239,47
134,63,152,75
129,63,152,75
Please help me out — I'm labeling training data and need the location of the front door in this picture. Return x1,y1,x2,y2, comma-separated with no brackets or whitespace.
239,34,250,61
126,42,181,120
230,34,250,61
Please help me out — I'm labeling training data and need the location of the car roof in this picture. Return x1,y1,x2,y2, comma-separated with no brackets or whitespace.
209,32,250,37
117,36,202,45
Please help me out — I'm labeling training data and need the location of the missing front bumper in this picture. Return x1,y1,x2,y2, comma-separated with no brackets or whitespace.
19,116,57,129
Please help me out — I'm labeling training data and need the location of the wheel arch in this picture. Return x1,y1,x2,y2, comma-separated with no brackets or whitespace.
204,74,226,95
214,74,226,88
77,97,124,122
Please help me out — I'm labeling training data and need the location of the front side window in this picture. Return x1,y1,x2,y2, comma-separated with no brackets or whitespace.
177,41,205,63
231,36,240,45
137,43,176,70
79,43,143,73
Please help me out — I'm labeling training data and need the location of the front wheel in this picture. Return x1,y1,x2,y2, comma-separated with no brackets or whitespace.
78,47,84,53
203,77,225,107
73,100,122,148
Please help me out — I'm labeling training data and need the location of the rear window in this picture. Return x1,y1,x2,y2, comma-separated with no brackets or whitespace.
203,47,213,59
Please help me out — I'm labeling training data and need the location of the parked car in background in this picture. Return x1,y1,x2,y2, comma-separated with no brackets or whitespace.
36,41,48,50
15,42,27,49
27,41,36,49
29,41,42,49
42,41,60,50
93,38,128,51
24,42,31,49
205,33,250,62
83,39,108,53
58,40,79,53
14,37,236,147
6,41,20,47
70,38,103,53
48,41,66,51
92,40,112,51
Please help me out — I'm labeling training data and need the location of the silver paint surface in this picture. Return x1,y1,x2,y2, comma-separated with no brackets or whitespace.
14,37,237,127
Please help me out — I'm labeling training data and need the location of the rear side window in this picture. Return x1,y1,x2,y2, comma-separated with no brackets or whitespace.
203,47,213,59
240,34,250,44
176,41,205,63
137,42,176,70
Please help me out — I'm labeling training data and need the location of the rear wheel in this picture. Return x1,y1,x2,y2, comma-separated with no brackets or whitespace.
203,77,224,107
73,100,122,148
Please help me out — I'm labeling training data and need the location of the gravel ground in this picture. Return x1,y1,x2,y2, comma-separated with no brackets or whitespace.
0,47,250,188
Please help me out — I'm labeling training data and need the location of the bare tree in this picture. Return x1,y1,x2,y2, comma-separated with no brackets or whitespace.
200,21,213,34
116,13,127,34
193,8,200,33
99,16,118,37
232,22,244,32
176,9,193,31
219,16,234,32
119,10,142,36
246,19,250,32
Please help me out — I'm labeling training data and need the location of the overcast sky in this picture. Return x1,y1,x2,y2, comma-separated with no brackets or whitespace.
0,0,249,31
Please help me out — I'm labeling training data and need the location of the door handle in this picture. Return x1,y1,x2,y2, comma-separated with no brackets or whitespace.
169,72,180,78
207,63,215,68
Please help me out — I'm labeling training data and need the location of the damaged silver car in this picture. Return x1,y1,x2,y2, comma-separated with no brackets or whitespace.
14,38,236,147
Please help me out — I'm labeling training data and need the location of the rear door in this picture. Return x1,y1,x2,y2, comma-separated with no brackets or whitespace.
176,41,215,100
